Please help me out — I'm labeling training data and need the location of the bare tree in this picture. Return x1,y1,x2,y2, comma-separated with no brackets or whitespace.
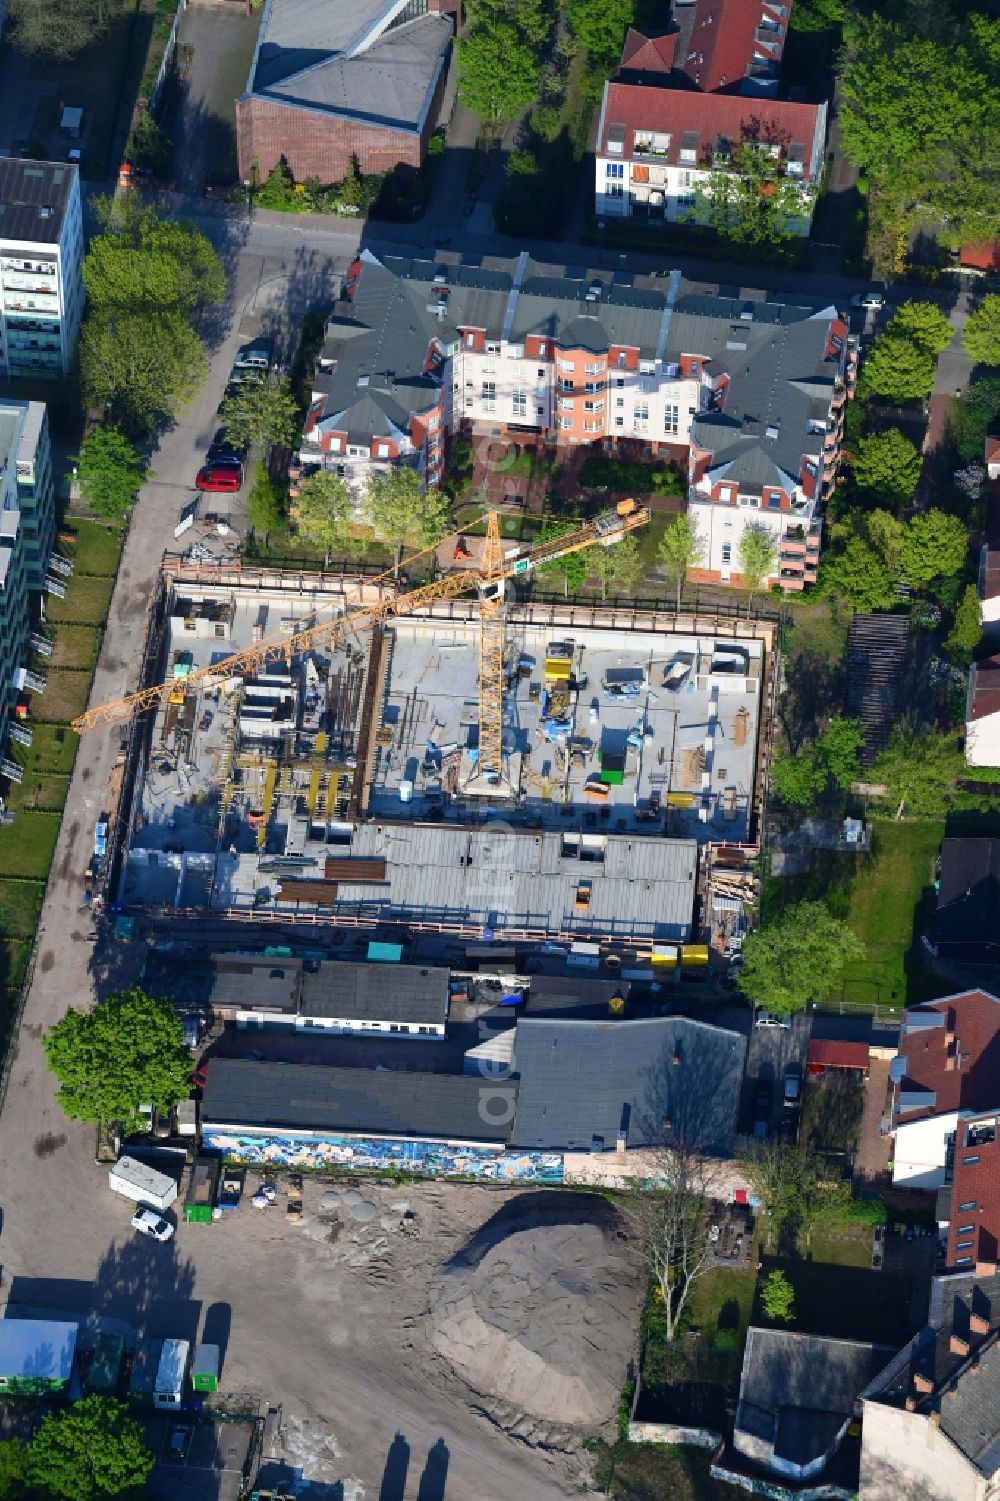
738,1139,813,1250
626,1138,723,1344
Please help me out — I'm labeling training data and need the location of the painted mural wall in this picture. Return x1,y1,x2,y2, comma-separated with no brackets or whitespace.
201,1128,565,1183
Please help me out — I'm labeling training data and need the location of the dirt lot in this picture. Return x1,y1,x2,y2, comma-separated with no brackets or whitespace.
0,1099,643,1499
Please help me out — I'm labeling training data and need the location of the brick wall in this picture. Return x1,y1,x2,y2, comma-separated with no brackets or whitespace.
237,57,450,183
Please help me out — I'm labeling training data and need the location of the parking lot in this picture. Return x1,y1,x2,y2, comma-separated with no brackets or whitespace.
142,1417,255,1501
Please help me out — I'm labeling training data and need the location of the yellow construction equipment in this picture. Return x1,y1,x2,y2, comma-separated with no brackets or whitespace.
71,504,650,788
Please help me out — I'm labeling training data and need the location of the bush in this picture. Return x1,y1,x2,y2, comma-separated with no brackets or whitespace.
578,456,685,496
713,1328,739,1352
617,1378,635,1441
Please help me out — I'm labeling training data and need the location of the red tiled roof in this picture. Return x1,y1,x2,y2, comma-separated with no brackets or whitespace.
945,1117,1000,1270
961,241,1000,272
599,82,821,176
897,991,1000,1121
987,437,1000,465
981,547,1000,603
621,27,678,74
681,0,787,92
970,655,1000,722
807,1039,870,1071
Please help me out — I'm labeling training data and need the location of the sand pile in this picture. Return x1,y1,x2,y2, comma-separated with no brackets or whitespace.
430,1195,642,1428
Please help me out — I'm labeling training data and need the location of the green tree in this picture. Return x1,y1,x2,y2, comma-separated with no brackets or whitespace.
293,468,356,567
533,521,590,597
590,534,643,601
739,1143,815,1247
565,0,634,67
365,467,449,578
869,727,964,818
738,524,777,609
694,142,816,246
126,112,173,178
886,300,954,357
217,378,300,455
816,716,866,789
954,377,1000,463
739,901,865,1017
247,463,283,542
43,988,192,1128
851,428,922,506
457,23,543,126
27,1396,153,1501
769,750,824,807
84,198,224,314
962,294,1000,366
945,583,982,660
6,0,107,58
0,1438,28,1500
789,0,845,31
73,426,147,522
466,0,552,45
335,163,366,211
657,512,704,610
761,1269,796,1324
79,310,208,438
899,509,968,587
861,334,937,402
821,534,894,611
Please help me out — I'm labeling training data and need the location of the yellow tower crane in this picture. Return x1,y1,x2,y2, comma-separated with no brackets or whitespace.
72,503,650,789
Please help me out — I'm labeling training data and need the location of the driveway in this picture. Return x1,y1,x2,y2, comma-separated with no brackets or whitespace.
742,1012,811,1137
166,7,262,194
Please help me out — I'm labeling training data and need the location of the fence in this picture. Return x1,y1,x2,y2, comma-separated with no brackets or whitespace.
148,0,187,115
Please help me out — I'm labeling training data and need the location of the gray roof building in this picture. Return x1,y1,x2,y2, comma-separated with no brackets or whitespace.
735,1328,892,1480
510,1015,745,1153
0,158,78,243
245,0,452,131
299,960,449,1027
202,1058,512,1143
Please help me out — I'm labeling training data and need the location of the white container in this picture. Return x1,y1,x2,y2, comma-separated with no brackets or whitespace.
153,1339,190,1410
399,780,413,803
109,1155,178,1212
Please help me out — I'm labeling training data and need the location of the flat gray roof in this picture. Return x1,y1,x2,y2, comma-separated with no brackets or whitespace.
202,1058,513,1143
0,1318,78,1381
511,1015,746,1153
0,158,76,243
300,960,449,1025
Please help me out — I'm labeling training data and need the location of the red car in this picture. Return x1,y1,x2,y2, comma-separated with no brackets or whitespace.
196,464,242,492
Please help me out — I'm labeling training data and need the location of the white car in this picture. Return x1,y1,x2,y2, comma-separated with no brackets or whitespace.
851,290,885,310
131,1207,175,1242
754,1012,792,1030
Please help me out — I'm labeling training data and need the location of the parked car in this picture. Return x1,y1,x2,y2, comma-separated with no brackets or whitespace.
851,289,886,310
754,1011,792,1030
783,1071,801,1105
131,1206,175,1242
753,1079,773,1138
196,465,242,493
182,1012,204,1049
233,339,273,373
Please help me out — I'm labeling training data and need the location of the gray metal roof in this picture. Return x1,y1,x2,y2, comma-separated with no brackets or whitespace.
202,1058,513,1143
0,158,76,244
333,823,698,941
510,1015,745,1152
670,294,839,489
299,960,449,1025
209,955,302,1013
737,1329,892,1468
251,0,451,128
0,1319,78,1382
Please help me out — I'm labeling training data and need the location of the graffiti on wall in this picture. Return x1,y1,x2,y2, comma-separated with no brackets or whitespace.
201,1129,565,1183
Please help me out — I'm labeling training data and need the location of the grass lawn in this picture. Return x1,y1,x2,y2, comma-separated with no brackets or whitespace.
639,1266,757,1430
806,1224,875,1270
4,773,71,814
20,724,77,775
0,813,61,881
591,1441,745,1501
50,626,99,671
0,880,44,938
757,1253,912,1346
68,522,123,578
46,575,114,627
31,671,92,725
834,820,944,1012
0,938,32,993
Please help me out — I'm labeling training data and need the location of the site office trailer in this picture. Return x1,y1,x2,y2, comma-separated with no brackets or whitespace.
154,1339,190,1410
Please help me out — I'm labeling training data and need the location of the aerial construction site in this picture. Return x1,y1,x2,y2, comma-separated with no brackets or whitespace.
84,510,775,947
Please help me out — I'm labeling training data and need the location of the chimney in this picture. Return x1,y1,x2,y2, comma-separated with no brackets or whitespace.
950,1335,970,1357
672,1051,682,1065
976,1261,997,1277
905,1396,917,1411
970,1313,990,1336
913,1373,934,1394
929,1411,941,1428
945,1055,957,1071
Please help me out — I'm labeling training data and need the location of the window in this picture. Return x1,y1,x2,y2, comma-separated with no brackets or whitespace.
688,360,698,377
634,403,649,426
617,353,627,368
956,1240,974,1251
956,1256,973,1266
664,361,679,378
512,389,527,417
964,1155,981,1166
957,1224,975,1234
485,340,500,355
615,377,625,388
614,416,624,428
556,416,573,431
375,441,391,458
536,405,545,416
767,492,781,508
465,332,475,348
636,379,649,394
584,419,601,433
484,363,496,375
508,343,523,358
536,367,546,378
584,400,604,413
664,404,679,434
584,380,600,394
607,183,624,199
722,542,732,564
481,381,496,399
739,496,759,508
959,1201,978,1212
605,163,624,179
557,358,574,374
616,397,624,408
639,360,655,375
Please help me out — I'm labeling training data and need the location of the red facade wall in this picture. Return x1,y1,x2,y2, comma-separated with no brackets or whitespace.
237,58,449,184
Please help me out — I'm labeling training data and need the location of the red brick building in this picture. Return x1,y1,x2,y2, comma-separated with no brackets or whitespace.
236,0,454,185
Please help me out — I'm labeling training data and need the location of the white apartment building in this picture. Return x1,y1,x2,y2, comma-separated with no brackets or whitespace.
0,158,84,379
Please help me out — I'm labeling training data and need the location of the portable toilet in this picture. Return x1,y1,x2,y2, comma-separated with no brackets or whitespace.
191,1343,220,1393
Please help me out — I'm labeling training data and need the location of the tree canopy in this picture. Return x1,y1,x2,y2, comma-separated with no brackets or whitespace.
534,521,590,597
945,583,982,660
366,467,449,576
962,294,1000,366
738,525,777,603
885,300,954,357
657,512,703,610
761,1269,796,1324
293,469,356,565
217,379,300,455
899,508,969,587
738,901,865,1016
84,198,224,313
869,728,965,818
27,1397,154,1501
861,333,937,403
247,464,283,541
590,534,643,600
6,0,108,58
43,988,193,1128
769,717,865,806
80,311,207,438
851,427,922,506
457,23,543,125
694,142,816,247
74,427,146,522
566,0,637,68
